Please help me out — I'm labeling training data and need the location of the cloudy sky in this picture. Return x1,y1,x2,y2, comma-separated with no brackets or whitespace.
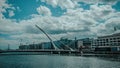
0,0,120,49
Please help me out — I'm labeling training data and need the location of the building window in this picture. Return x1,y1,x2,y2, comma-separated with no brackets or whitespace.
106,39,109,42
110,38,112,40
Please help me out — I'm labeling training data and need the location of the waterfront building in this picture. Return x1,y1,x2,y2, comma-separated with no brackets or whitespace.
59,37,73,49
19,37,93,50
77,38,92,49
91,33,120,51
18,38,74,50
19,43,43,49
28,43,43,49
77,40,83,49
41,42,53,49
19,45,29,49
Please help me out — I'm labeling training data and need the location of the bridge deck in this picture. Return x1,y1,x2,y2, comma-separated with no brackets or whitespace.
0,49,79,53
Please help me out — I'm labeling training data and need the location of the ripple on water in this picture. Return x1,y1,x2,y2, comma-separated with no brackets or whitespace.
0,55,120,68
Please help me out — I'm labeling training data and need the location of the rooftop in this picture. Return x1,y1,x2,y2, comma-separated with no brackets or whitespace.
98,32,120,38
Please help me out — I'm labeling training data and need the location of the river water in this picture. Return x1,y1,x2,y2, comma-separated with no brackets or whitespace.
0,55,120,68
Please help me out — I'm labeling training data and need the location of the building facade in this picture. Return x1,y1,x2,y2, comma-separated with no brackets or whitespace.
77,38,91,49
91,33,120,51
19,38,73,50
19,43,43,50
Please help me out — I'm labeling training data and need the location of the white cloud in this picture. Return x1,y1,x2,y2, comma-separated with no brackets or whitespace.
57,0,78,9
0,0,9,19
90,17,120,36
74,0,119,5
0,19,23,34
41,0,78,9
0,0,120,49
41,0,119,10
0,0,16,19
37,6,51,16
105,17,120,31
8,10,15,17
0,38,19,49
16,6,21,12
41,0,58,7
0,3,118,37
90,4,115,20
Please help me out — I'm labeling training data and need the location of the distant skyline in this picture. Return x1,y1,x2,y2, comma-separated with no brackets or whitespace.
0,0,120,49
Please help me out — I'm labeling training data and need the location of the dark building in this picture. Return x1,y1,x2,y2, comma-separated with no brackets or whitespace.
19,43,42,49
19,45,29,49
19,37,74,50
58,37,73,49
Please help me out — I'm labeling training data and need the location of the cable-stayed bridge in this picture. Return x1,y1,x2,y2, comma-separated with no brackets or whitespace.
35,25,75,51
0,25,80,54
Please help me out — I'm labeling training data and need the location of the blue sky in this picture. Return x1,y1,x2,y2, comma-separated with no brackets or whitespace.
0,0,120,49
3,0,120,20
4,0,66,20
5,0,120,20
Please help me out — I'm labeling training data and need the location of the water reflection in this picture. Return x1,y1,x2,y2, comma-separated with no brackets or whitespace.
0,55,120,68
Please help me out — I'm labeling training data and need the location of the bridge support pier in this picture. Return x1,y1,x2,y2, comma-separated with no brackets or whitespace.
51,51,53,54
69,51,71,54
58,51,60,54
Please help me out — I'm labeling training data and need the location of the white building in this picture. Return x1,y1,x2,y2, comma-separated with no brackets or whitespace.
91,33,120,51
77,40,83,48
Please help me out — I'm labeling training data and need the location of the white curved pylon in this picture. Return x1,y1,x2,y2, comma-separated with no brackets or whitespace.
35,25,59,50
